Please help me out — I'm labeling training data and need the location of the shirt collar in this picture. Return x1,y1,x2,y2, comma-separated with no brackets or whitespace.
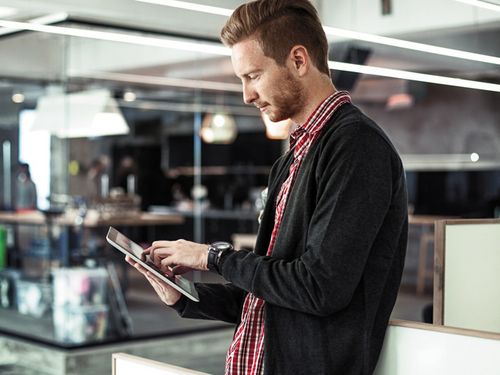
289,91,351,148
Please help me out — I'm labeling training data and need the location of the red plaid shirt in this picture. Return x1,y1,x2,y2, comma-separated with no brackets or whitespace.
225,91,351,375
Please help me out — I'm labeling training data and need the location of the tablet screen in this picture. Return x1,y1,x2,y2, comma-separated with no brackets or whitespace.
106,227,199,302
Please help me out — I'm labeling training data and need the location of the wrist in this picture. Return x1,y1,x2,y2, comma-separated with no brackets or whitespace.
202,245,209,271
165,290,182,306
207,241,233,273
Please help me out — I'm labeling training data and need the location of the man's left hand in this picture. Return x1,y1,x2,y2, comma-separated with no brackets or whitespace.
143,239,209,274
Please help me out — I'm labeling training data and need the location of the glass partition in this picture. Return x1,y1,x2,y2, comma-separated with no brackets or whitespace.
0,20,269,346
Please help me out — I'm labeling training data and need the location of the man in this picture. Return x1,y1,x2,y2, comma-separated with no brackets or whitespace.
126,1,408,374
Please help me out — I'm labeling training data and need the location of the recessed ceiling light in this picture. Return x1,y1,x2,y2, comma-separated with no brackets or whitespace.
12,93,25,104
123,91,137,102
0,7,18,18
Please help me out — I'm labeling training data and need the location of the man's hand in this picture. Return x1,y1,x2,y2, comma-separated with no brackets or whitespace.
143,239,209,274
125,255,182,306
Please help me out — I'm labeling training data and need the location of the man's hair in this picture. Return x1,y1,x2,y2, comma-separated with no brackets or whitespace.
220,0,330,76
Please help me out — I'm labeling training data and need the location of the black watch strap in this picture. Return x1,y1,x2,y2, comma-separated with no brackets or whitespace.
207,241,233,273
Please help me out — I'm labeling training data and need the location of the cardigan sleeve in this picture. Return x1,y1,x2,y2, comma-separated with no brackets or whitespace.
172,156,289,323
219,122,403,317
171,282,245,324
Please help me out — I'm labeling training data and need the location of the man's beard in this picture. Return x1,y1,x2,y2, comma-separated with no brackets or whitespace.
266,69,306,123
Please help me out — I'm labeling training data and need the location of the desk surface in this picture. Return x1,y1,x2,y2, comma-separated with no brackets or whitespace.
409,215,458,226
0,211,184,227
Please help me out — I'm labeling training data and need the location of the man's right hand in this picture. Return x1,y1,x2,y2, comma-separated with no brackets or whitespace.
125,255,182,306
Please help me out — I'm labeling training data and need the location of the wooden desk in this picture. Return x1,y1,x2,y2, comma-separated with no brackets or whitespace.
0,210,185,269
0,210,184,227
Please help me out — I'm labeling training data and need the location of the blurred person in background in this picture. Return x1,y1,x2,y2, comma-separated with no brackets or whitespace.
15,162,37,212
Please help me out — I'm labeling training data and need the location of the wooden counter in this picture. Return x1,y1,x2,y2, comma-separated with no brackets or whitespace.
0,210,184,227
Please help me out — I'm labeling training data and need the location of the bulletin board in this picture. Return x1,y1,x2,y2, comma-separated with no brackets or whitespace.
433,219,500,333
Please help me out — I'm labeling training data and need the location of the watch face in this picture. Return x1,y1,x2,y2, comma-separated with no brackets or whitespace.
212,242,232,251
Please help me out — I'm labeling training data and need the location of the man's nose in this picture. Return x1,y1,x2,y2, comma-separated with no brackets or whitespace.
243,84,258,105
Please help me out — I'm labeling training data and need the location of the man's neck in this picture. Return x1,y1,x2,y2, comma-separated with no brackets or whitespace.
291,78,337,125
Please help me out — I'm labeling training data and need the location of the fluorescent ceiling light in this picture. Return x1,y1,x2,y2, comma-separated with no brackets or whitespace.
0,12,68,37
322,26,500,66
329,61,500,92
454,0,500,12
0,7,17,18
72,71,243,92
2,19,500,93
134,0,500,66
0,19,230,56
136,0,232,16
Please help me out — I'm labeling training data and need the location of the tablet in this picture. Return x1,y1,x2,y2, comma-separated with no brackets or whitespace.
106,227,199,302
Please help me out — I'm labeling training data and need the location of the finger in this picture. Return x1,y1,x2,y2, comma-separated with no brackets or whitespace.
151,247,174,267
140,248,150,261
172,265,192,275
146,270,172,292
132,262,150,277
125,255,139,268
152,240,174,248
160,257,177,273
145,273,165,294
145,270,163,285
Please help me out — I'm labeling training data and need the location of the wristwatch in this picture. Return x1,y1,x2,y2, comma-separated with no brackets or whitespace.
207,241,233,273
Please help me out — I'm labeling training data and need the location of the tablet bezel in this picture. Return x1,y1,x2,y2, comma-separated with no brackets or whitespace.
106,226,199,302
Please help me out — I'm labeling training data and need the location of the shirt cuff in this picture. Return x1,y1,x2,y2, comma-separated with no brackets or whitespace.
218,249,236,276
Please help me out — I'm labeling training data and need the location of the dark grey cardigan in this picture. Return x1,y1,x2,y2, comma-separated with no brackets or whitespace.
173,103,408,375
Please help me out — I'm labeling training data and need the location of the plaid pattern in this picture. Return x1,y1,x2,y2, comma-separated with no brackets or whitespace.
225,92,351,375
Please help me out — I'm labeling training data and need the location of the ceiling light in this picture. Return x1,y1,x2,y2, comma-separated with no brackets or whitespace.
454,0,500,12
2,20,500,93
329,61,500,92
123,91,137,102
0,7,17,18
0,12,68,37
200,113,237,144
322,26,500,66
0,19,230,56
12,93,25,104
74,71,243,92
470,153,480,162
31,89,129,138
133,0,500,66
136,0,232,16
386,93,414,110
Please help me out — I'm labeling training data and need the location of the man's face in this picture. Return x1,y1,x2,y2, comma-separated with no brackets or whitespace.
231,38,305,123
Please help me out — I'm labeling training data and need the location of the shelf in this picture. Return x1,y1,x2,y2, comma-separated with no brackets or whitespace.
149,206,259,220
166,165,271,177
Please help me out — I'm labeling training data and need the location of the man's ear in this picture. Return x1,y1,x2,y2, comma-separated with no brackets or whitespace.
289,45,309,76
